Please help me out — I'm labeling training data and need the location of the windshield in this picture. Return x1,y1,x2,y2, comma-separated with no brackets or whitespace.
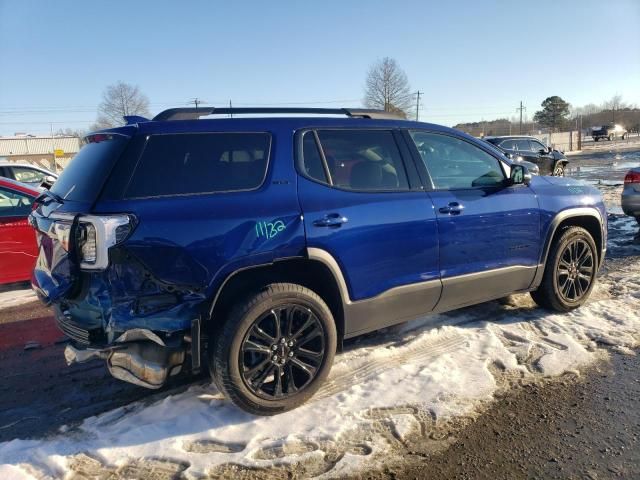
50,133,129,203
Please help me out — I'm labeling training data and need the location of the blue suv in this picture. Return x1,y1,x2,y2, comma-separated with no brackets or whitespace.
29,107,607,415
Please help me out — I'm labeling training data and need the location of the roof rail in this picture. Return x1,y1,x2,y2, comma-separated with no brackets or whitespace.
151,107,404,122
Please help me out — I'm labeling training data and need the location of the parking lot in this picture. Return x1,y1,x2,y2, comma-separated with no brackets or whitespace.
0,142,638,479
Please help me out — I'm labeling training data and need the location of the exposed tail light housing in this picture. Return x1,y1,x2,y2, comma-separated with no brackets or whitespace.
76,214,134,270
624,171,640,184
43,213,134,270
83,133,115,145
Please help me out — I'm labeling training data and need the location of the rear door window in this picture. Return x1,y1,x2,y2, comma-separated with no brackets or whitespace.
300,131,328,184
499,139,516,150
309,130,409,191
125,132,271,198
515,139,531,151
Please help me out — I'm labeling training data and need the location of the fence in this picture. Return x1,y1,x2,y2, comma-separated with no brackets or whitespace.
531,131,579,153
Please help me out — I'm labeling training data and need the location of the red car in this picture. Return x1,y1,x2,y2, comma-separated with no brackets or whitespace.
0,177,39,284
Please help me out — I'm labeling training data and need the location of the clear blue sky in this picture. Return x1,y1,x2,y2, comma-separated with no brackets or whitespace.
1,0,639,135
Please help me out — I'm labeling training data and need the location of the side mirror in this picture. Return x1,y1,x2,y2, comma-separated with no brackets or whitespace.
538,148,547,155
40,175,56,190
510,164,531,186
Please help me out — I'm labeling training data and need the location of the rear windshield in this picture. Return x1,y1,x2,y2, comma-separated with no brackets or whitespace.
125,132,270,198
50,134,129,202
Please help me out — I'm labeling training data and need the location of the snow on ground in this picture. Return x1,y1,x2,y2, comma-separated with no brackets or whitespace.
1,228,639,479
0,286,36,310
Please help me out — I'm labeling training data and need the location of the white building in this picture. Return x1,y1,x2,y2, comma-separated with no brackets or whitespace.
0,134,81,172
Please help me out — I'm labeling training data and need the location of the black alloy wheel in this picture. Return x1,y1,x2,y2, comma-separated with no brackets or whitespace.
210,283,336,415
555,238,594,302
530,226,598,312
240,304,325,400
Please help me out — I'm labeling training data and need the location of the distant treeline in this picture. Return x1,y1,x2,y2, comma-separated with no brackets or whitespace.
454,108,640,137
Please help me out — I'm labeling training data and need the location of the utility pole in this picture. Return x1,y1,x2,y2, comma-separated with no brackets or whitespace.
415,90,423,121
516,101,526,134
189,98,203,109
229,99,233,118
578,114,583,150
49,123,56,172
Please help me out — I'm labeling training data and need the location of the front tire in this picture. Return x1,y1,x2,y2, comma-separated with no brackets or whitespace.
530,227,598,312
210,283,337,415
552,163,565,176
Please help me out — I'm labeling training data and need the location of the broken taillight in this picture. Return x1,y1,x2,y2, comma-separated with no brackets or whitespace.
624,171,640,184
75,214,135,270
77,222,98,264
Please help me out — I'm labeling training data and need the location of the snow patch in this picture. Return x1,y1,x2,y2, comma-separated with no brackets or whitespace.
0,287,36,310
2,257,639,479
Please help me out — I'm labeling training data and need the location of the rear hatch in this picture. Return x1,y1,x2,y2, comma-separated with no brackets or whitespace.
30,129,134,303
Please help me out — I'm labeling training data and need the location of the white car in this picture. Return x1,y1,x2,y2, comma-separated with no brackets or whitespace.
0,160,58,187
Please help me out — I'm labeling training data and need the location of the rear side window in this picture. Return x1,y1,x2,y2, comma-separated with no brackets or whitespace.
0,187,34,217
125,132,270,198
499,139,516,150
306,130,409,191
51,134,129,202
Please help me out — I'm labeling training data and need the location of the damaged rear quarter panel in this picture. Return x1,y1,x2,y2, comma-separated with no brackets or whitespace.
89,129,304,337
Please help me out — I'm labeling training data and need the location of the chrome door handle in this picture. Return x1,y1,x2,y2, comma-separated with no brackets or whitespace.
438,202,464,215
313,213,348,227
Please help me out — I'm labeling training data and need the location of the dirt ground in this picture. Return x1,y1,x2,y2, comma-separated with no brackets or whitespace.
353,349,640,480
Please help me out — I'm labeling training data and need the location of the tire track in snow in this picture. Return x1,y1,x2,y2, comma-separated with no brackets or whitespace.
316,331,465,400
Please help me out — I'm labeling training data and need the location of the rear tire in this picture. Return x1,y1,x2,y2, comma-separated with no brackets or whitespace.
210,283,337,415
530,227,598,312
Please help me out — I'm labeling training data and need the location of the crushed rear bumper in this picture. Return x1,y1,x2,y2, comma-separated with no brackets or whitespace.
64,329,186,389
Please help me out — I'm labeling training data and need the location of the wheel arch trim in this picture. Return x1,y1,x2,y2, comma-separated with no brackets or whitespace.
207,254,349,318
307,247,353,304
532,207,605,288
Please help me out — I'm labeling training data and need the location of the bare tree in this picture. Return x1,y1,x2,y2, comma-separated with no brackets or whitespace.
364,57,413,118
95,81,151,129
602,94,627,111
55,127,86,137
